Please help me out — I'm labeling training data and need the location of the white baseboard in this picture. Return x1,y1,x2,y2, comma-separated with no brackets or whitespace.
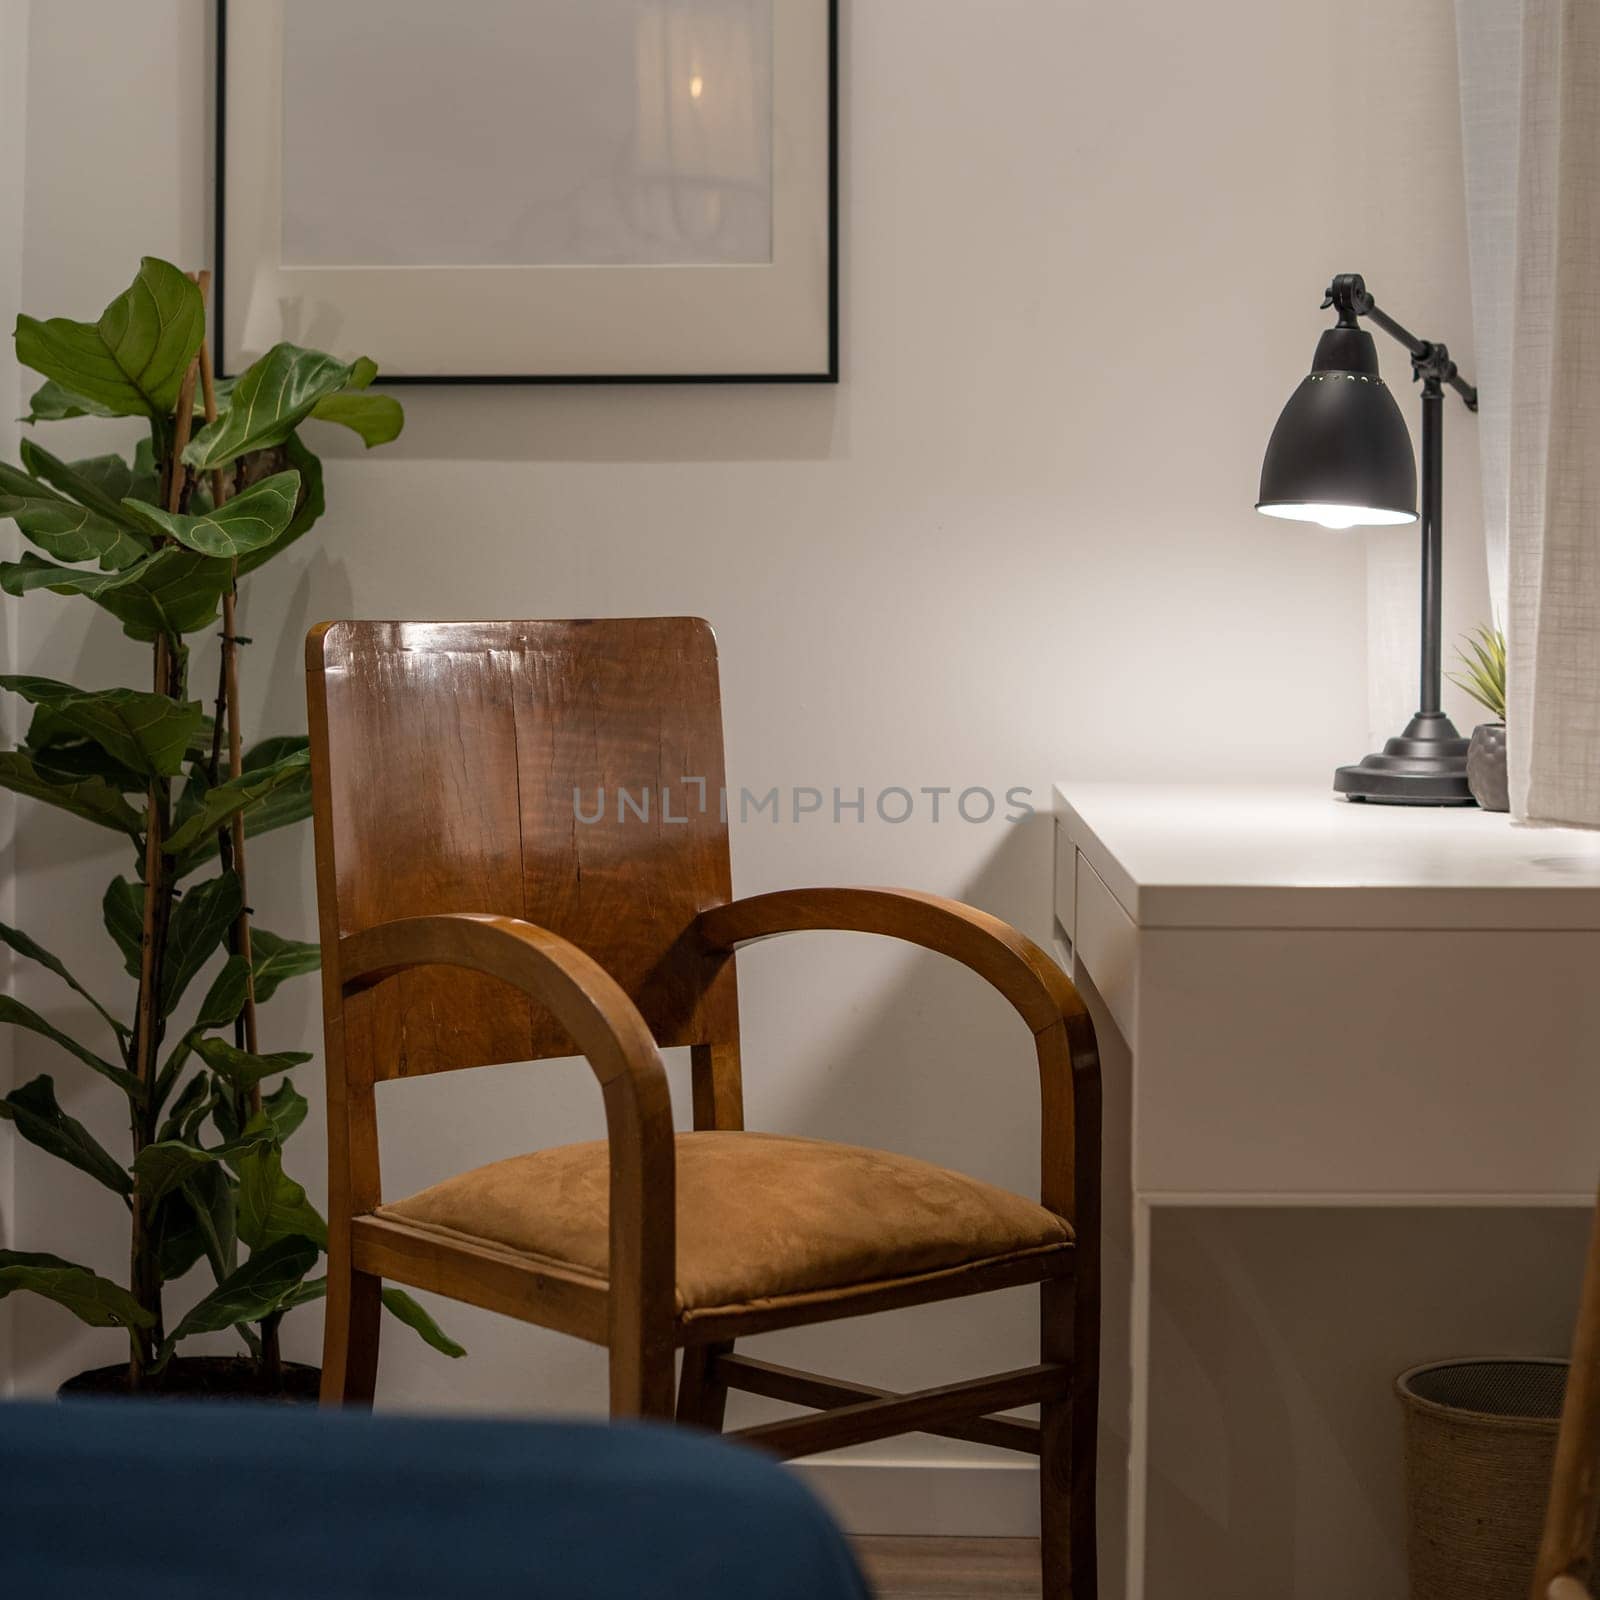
792,1458,1040,1537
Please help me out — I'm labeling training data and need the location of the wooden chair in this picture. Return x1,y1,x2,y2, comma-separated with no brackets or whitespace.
1533,1185,1600,1600
306,618,1102,1597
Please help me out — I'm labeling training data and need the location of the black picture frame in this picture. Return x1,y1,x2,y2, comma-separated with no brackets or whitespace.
213,0,838,385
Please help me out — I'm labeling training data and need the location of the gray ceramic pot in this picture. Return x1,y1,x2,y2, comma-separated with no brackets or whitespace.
1467,722,1508,812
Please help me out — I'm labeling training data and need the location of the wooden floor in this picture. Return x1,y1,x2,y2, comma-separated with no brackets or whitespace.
852,1537,1042,1599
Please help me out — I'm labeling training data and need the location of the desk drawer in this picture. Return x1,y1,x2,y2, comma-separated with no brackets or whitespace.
1073,851,1140,1052
1134,925,1600,1198
1053,821,1076,952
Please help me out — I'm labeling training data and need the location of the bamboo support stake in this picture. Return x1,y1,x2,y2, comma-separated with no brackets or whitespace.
193,271,260,1082
128,344,200,1380
193,273,281,1388
132,359,198,1091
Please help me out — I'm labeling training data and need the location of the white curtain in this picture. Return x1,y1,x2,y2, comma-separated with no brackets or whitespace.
1457,0,1600,826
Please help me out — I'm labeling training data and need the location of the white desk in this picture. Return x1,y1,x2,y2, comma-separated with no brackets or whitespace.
1053,784,1600,1600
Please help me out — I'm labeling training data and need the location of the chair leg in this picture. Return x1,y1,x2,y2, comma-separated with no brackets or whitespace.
320,1258,381,1407
610,1328,677,1420
676,1341,733,1431
1041,1277,1096,1598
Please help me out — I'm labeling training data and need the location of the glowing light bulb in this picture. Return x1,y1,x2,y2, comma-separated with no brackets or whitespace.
689,75,704,100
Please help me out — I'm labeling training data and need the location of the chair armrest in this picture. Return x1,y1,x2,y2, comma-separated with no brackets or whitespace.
697,887,1087,1037
337,912,676,1377
696,888,1099,1229
339,912,667,1096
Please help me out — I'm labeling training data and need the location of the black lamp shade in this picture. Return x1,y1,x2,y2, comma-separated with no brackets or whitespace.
1257,325,1417,528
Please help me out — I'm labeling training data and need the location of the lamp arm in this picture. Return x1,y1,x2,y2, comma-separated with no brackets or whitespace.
1324,273,1479,412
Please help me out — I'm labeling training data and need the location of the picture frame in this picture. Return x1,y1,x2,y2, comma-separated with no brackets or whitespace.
214,0,837,384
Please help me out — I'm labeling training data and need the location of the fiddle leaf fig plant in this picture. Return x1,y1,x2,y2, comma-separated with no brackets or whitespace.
0,257,461,1390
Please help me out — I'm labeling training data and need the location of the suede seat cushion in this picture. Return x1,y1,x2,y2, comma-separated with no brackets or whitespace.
378,1131,1073,1320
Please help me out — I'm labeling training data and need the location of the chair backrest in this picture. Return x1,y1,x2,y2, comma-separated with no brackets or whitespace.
1533,1184,1600,1600
306,618,740,1081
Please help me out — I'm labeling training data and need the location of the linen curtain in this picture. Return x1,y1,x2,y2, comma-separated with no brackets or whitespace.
1456,0,1600,826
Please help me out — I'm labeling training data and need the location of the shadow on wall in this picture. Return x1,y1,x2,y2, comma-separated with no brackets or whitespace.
313,383,845,466
1143,1206,1591,1599
723,810,1068,1412
753,807,1059,1184
257,553,358,731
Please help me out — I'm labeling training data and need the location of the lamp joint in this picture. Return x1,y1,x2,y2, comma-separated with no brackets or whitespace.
1322,273,1373,327
1411,341,1457,391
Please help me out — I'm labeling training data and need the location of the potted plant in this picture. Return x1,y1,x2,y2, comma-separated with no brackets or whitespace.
0,257,462,1395
1450,624,1508,812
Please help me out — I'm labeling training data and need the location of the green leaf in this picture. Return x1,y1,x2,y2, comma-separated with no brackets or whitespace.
280,1274,328,1312
89,545,235,642
17,439,149,532
133,1129,270,1210
150,1031,198,1123
382,1288,466,1357
235,435,324,577
152,1171,232,1284
70,450,137,500
1449,624,1507,722
14,257,205,418
0,1250,155,1328
161,1234,320,1351
72,449,160,516
177,1163,238,1280
170,758,212,828
1,676,203,779
183,712,217,764
17,724,145,790
161,872,242,1017
0,458,148,570
0,490,144,569
309,389,404,448
103,876,145,978
0,1075,131,1194
248,928,321,1006
210,1074,243,1144
0,546,234,643
346,357,378,389
163,749,311,856
260,1080,308,1142
22,377,120,422
244,734,309,771
236,1135,326,1251
195,953,251,1029
132,1137,218,1209
0,918,128,1039
0,550,109,597
156,1070,211,1145
0,749,144,834
0,995,140,1096
184,344,354,470
193,1035,311,1092
120,470,301,560
189,933,318,1024
169,738,315,879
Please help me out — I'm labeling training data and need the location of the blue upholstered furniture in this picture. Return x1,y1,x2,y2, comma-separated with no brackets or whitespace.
1,1400,870,1599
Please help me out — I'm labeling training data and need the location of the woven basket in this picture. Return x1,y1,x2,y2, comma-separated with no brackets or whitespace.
1396,1357,1586,1600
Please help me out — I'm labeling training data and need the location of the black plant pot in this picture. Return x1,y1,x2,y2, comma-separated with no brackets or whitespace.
1467,722,1509,812
58,1356,320,1403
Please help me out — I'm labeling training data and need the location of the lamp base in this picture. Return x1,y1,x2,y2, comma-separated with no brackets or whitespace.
1333,711,1475,806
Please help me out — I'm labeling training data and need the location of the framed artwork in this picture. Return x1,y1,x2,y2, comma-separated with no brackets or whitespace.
214,0,837,383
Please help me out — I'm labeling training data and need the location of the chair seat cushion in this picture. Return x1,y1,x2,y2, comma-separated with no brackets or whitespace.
378,1132,1073,1321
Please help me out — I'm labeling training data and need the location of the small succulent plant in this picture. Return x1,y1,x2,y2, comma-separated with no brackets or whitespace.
1449,624,1507,723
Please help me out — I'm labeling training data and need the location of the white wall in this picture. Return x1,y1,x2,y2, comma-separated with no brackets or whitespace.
5,0,1487,1526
